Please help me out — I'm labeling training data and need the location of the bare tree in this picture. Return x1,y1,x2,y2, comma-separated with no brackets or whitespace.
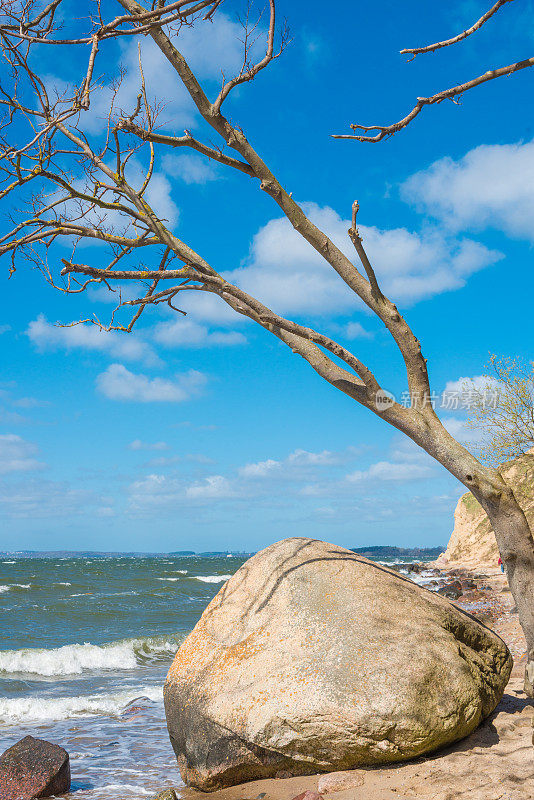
465,356,534,466
1,0,533,695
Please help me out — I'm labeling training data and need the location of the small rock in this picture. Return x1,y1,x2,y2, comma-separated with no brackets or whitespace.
274,770,293,779
0,736,70,800
437,579,463,599
318,770,365,793
151,790,179,800
291,792,323,800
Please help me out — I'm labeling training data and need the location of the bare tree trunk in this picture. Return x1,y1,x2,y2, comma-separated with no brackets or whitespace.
483,492,534,696
400,409,534,696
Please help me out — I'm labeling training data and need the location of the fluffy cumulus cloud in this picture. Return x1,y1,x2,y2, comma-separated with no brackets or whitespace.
128,439,168,451
440,374,501,417
0,434,44,475
222,203,501,317
441,417,483,446
96,364,207,402
27,315,160,367
443,375,500,396
239,447,359,480
162,154,219,185
185,475,235,499
128,472,235,512
153,318,246,348
347,460,434,482
402,140,534,240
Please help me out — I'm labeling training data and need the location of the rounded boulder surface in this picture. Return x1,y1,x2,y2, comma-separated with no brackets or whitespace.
164,538,512,791
0,736,70,800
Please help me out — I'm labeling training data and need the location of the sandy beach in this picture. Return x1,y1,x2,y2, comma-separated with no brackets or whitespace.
179,563,533,800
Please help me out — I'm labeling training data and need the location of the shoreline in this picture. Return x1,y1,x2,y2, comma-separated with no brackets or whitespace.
175,562,532,800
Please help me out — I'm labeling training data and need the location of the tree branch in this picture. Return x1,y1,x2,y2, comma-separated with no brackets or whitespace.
335,56,534,142
401,0,515,57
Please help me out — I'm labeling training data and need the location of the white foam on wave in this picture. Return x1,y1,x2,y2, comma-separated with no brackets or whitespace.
2,560,16,564
156,577,181,582
0,635,182,677
194,574,232,583
0,685,163,722
56,582,71,586
0,584,30,593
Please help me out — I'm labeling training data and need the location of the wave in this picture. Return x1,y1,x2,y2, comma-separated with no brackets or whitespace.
156,577,181,582
0,686,163,722
0,583,31,593
56,582,71,586
194,574,232,583
2,560,16,564
0,634,183,677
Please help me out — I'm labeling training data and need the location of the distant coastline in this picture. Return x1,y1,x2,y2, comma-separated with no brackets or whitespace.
0,545,444,559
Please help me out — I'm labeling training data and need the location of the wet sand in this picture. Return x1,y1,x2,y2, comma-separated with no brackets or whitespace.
177,563,533,800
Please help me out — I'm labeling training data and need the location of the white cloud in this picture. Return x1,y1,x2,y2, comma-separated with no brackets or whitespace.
239,447,356,479
96,364,207,402
441,417,484,446
128,473,183,510
0,324,10,334
27,314,160,366
128,439,168,451
344,322,373,339
288,448,340,465
0,434,45,474
347,460,434,482
441,374,501,415
162,154,218,185
0,478,93,518
185,475,235,499
402,140,534,240
128,471,235,512
153,318,246,348
122,158,179,226
223,203,501,318
443,375,499,396
239,458,281,478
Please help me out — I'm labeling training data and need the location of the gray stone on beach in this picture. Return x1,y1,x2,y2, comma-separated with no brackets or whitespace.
164,537,512,791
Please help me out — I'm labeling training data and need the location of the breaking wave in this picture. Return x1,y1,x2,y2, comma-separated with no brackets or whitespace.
194,575,232,583
0,583,31,593
0,634,183,677
0,686,163,722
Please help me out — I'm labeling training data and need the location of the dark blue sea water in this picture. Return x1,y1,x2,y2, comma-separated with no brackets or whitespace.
0,553,436,799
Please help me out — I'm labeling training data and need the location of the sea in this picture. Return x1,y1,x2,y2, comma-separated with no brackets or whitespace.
0,552,439,799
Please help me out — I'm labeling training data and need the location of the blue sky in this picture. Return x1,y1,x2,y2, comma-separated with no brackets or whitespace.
1,0,533,552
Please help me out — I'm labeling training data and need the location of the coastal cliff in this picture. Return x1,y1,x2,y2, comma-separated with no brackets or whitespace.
439,449,534,567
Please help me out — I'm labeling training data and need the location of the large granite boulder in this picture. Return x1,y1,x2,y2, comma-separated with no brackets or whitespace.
0,736,70,800
164,537,512,791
